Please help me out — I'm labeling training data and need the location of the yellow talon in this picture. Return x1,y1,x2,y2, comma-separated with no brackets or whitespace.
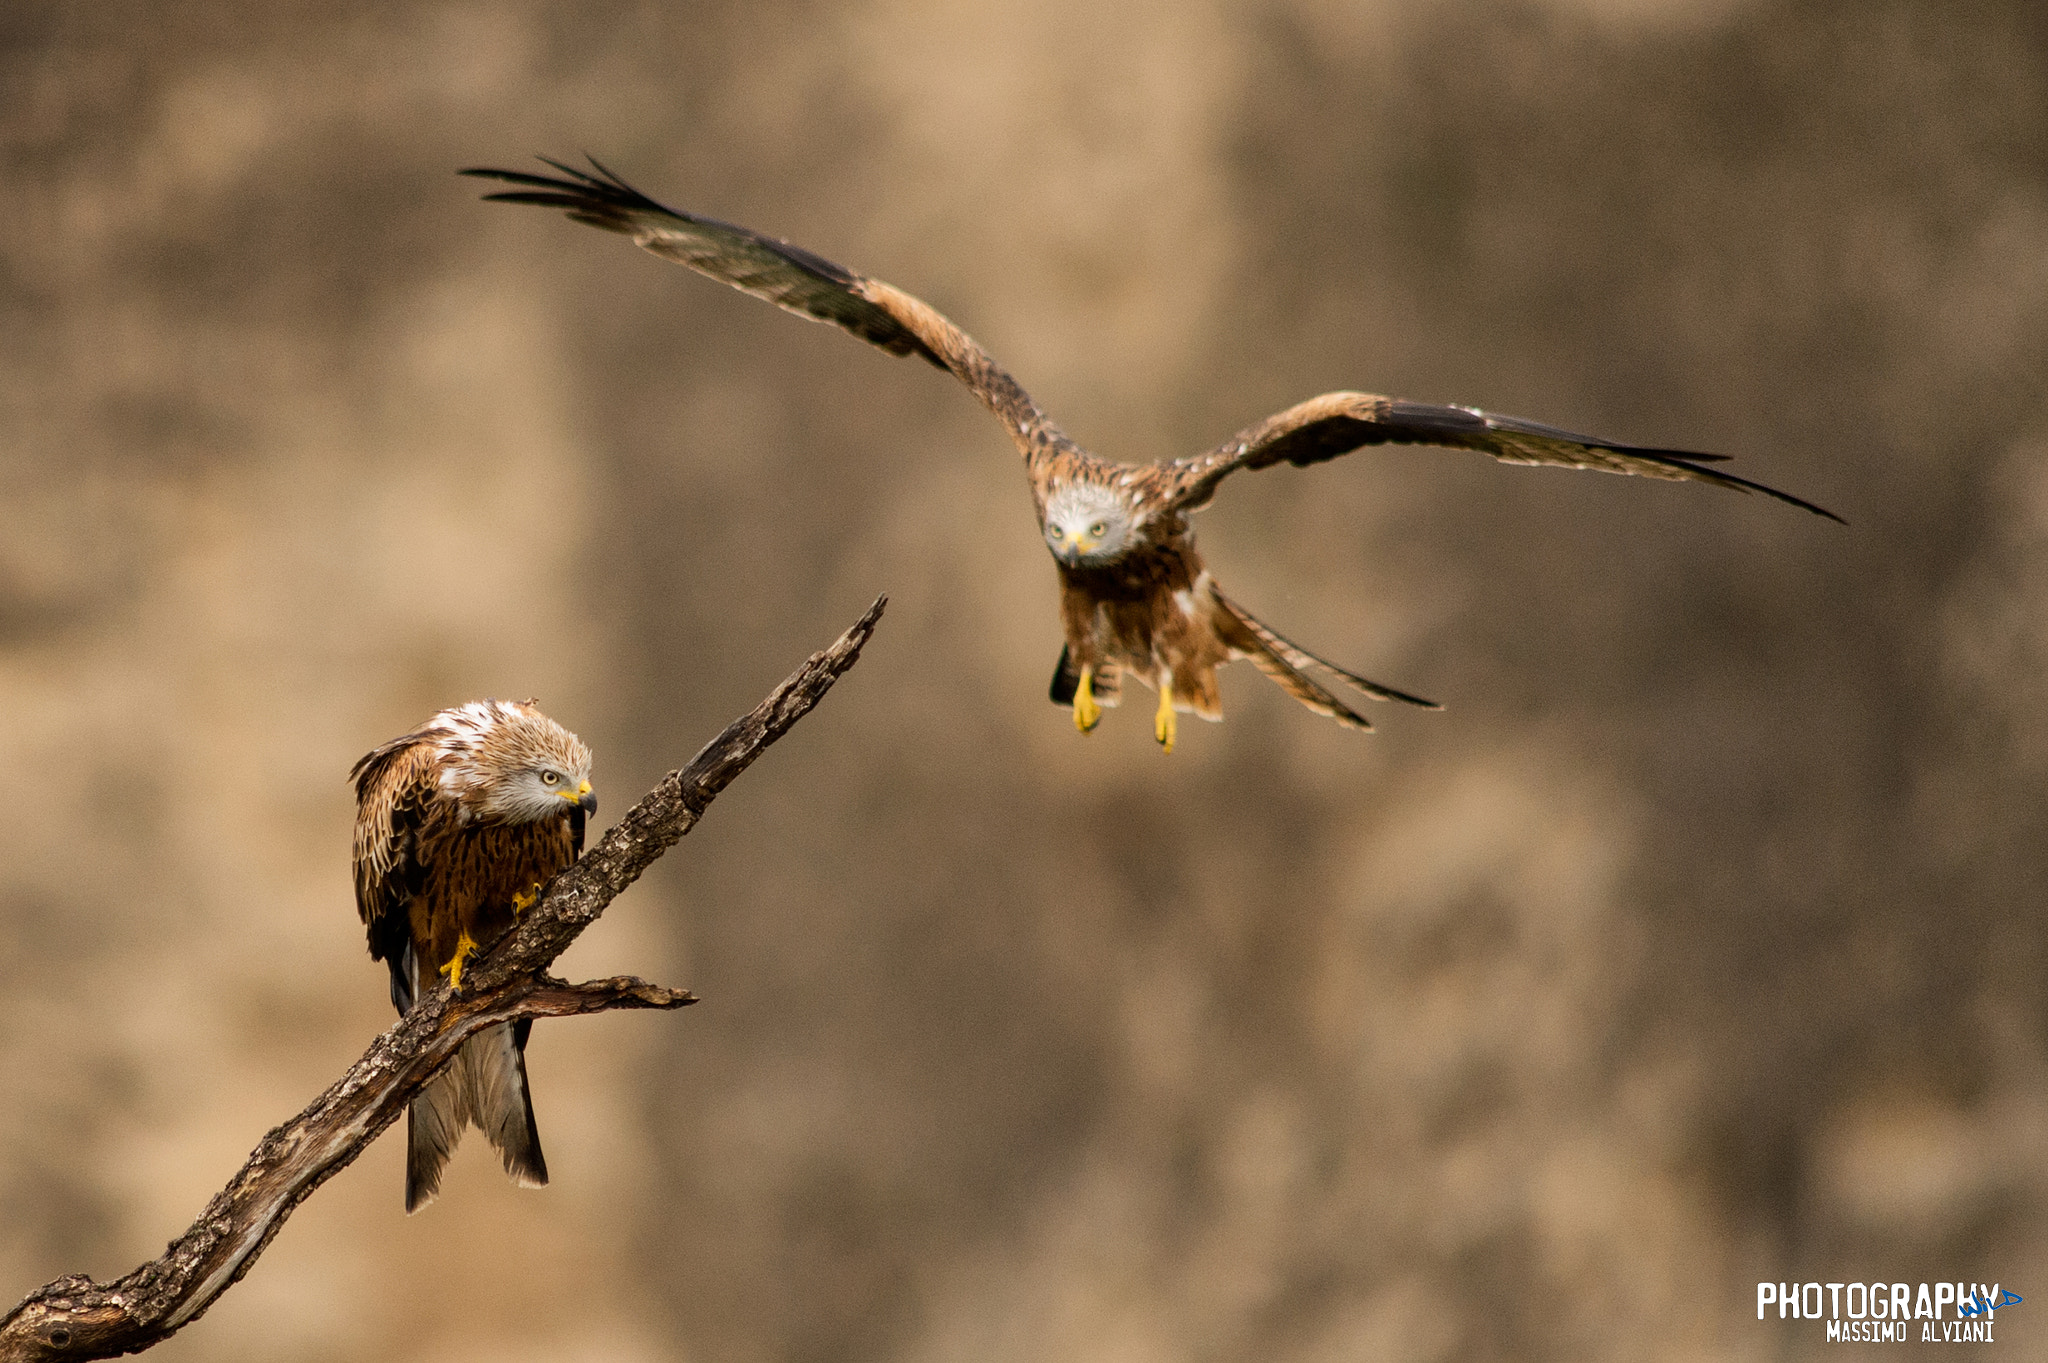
439,929,479,993
511,885,541,918
1073,666,1102,734
1155,681,1177,754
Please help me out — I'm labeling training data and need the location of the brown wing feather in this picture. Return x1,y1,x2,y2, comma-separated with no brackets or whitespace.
461,159,1077,471
466,158,942,363
1161,391,1841,522
350,739,441,966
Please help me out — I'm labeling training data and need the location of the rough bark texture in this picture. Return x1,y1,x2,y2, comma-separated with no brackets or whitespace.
0,597,885,1363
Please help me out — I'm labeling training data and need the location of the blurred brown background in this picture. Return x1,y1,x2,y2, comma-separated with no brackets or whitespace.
3,0,2046,1359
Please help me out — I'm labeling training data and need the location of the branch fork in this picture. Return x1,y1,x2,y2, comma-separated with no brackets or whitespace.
0,597,886,1363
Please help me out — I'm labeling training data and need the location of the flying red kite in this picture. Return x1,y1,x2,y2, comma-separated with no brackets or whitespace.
467,160,1837,751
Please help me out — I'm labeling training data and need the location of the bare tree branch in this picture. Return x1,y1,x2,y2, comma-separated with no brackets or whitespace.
0,596,887,1363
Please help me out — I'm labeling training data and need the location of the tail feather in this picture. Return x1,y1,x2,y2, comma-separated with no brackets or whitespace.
403,944,460,1214
406,1067,465,1214
1211,591,1439,727
399,931,548,1212
462,1020,549,1190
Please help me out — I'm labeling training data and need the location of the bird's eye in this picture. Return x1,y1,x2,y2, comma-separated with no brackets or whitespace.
540,770,560,785
1089,522,1107,538
1050,526,1065,539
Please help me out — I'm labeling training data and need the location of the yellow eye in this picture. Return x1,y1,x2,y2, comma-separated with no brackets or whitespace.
1049,526,1065,539
1089,522,1107,537
540,770,560,785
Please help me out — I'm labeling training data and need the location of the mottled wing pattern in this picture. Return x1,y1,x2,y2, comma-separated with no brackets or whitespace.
1158,391,1841,522
466,158,943,363
462,159,1077,470
349,735,442,1010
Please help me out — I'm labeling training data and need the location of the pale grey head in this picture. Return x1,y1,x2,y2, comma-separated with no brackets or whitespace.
428,699,596,826
1042,482,1140,566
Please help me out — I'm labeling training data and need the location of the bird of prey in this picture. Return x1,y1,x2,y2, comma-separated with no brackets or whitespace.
465,159,1838,752
350,698,597,1212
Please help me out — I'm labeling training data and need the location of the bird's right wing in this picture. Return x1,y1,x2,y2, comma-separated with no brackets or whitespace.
463,158,1076,469
348,735,439,1007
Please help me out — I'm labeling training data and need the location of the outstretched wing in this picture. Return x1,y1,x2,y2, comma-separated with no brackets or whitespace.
1159,391,1841,522
462,158,1075,468
349,736,440,1011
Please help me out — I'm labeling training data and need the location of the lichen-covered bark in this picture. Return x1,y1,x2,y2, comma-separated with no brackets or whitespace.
0,598,884,1363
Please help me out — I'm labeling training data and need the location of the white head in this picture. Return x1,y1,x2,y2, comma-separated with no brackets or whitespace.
1042,482,1138,566
428,699,596,826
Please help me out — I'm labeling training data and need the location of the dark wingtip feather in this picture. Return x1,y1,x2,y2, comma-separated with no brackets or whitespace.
466,156,955,374
1544,428,1843,524
1644,448,1732,462
1737,479,1846,524
1662,458,1847,523
580,152,632,188
1473,408,1844,514
463,157,678,216
477,191,586,207
459,167,564,190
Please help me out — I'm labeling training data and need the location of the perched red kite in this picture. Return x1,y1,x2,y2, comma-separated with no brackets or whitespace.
350,699,596,1212
466,160,1838,751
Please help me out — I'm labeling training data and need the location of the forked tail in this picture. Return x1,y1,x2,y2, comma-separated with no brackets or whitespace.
400,939,548,1215
1210,590,1439,730
405,1022,548,1212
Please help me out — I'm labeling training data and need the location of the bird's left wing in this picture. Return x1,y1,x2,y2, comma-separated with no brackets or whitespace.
1159,391,1841,522
462,159,1076,468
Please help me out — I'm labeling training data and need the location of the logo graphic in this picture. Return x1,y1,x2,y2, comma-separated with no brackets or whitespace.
1962,1290,2024,1319
1758,1281,2018,1343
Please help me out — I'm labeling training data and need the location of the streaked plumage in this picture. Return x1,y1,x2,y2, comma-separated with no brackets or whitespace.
350,698,597,1212
465,158,1839,750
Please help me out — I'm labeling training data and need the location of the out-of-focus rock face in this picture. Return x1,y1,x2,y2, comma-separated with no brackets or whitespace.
2,2,2045,1360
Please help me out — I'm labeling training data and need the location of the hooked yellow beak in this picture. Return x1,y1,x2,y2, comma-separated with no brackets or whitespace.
558,779,597,815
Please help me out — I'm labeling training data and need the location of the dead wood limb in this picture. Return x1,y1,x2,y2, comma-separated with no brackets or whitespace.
0,596,887,1363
